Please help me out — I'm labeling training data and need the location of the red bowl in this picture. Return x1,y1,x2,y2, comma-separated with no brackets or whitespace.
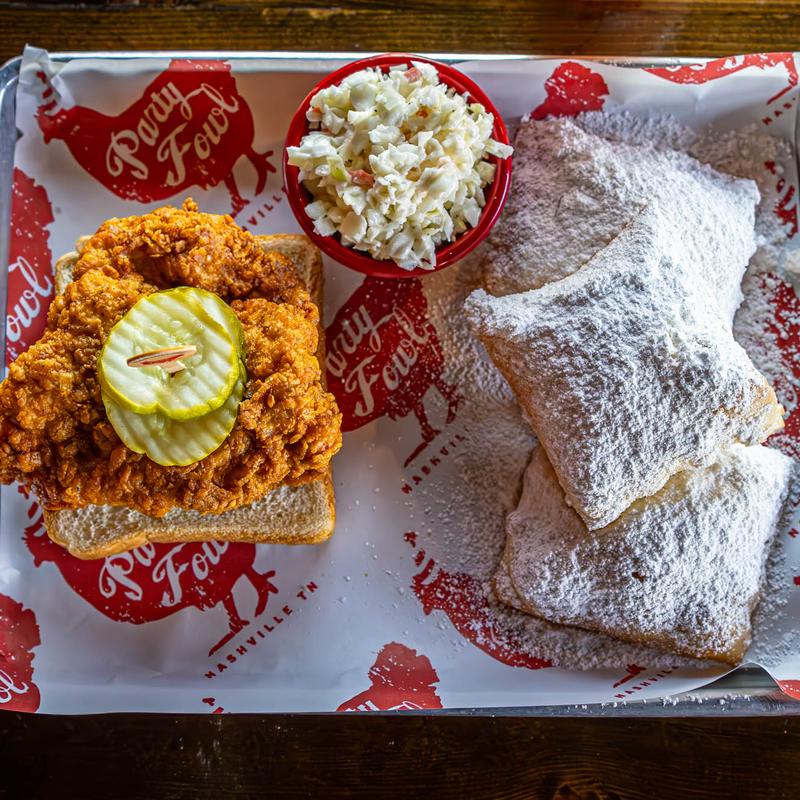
282,53,512,279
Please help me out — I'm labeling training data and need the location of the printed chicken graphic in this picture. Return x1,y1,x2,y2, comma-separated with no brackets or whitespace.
646,53,798,104
36,59,275,217
761,274,800,459
326,277,460,466
405,533,551,670
23,495,277,656
5,168,54,365
0,592,41,712
530,61,609,120
765,160,798,238
337,642,442,711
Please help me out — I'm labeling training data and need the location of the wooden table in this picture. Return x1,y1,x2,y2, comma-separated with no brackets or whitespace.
2,0,800,59
2,2,800,798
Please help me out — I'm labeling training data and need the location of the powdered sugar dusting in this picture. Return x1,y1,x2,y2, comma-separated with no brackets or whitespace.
417,250,719,670
415,255,695,669
575,109,795,277
491,555,701,670
466,203,782,530
502,444,793,663
749,531,795,665
579,109,799,420
412,107,799,672
482,115,761,320
421,251,535,578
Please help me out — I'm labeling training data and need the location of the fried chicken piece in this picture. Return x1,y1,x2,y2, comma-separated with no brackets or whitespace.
75,199,304,305
0,203,342,518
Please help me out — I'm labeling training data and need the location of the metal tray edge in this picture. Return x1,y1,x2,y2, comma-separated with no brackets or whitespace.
0,51,798,717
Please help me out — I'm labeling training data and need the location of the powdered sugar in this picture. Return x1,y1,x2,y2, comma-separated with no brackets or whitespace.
481,116,761,319
501,444,793,663
735,273,790,396
419,252,535,578
411,255,673,668
576,110,795,277
411,107,798,672
748,533,795,665
416,249,713,670
573,109,799,407
466,203,782,529
491,555,700,670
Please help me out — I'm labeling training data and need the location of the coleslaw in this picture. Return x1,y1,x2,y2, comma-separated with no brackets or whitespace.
286,61,513,270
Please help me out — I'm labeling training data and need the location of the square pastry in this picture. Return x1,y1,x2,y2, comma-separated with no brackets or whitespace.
497,444,793,664
482,116,759,326
466,204,783,529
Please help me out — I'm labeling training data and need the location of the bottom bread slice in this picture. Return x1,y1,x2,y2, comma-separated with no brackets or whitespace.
43,231,335,559
44,476,335,559
497,443,794,665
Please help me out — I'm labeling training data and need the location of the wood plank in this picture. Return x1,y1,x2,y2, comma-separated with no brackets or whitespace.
2,712,800,798
2,2,800,65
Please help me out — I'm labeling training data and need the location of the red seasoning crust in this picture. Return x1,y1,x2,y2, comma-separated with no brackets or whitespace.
0,200,342,518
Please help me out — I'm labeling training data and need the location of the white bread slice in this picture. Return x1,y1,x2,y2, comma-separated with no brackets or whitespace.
43,234,335,559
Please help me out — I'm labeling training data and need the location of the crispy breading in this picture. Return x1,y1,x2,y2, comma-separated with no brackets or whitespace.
0,201,342,518
75,199,305,304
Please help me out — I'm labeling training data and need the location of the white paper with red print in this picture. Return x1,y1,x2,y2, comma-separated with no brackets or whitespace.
3,46,800,713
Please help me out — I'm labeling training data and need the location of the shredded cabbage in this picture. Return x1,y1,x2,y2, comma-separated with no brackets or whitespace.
287,61,513,270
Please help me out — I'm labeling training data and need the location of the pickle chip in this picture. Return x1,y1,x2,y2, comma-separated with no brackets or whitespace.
174,287,245,352
103,371,245,467
98,288,240,421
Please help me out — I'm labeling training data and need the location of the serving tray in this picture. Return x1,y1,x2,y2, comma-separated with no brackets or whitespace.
1,51,799,716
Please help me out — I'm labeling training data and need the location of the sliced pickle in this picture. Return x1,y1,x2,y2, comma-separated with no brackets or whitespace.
172,287,245,352
103,370,245,467
98,288,240,421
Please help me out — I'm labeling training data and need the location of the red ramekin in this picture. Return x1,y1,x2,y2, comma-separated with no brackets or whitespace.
282,53,512,279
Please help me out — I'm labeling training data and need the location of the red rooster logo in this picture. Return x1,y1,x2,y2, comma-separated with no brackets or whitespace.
405,532,551,670
36,59,275,217
646,54,798,105
326,277,460,466
22,494,277,656
5,168,55,365
757,274,800,459
531,61,609,120
337,642,442,711
0,592,41,712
